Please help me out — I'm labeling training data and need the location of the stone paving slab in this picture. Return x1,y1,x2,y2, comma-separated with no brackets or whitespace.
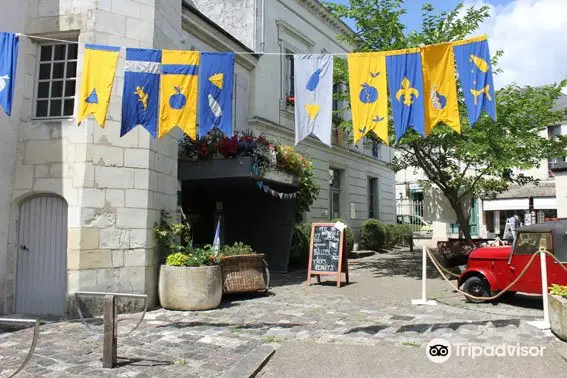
0,249,561,377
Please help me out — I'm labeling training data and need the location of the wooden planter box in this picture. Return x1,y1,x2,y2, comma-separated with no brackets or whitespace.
220,254,270,294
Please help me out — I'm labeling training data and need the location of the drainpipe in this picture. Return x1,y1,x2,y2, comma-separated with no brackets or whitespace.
260,0,265,53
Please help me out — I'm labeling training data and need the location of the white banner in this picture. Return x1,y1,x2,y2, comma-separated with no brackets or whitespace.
294,54,333,147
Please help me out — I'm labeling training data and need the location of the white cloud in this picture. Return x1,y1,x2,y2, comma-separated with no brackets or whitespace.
464,0,567,89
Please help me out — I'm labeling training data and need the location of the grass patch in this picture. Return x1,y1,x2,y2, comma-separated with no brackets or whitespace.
401,341,421,348
263,335,285,344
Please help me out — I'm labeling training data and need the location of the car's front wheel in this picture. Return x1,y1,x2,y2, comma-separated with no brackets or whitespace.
462,275,491,303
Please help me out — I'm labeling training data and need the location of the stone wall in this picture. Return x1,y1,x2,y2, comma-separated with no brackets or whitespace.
1,0,180,315
190,0,256,50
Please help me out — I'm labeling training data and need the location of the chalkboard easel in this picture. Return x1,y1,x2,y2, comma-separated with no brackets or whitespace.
306,223,349,288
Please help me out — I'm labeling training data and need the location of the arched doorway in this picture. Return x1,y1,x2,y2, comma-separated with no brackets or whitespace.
15,195,67,315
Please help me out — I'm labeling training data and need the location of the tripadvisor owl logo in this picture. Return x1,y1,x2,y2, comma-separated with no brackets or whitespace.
426,338,451,363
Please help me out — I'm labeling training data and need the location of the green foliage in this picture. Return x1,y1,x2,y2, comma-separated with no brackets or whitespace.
549,284,567,298
384,224,400,248
221,242,256,257
153,210,220,267
331,218,355,253
276,146,320,222
166,252,189,267
360,219,387,251
384,224,413,248
289,223,312,268
325,0,567,240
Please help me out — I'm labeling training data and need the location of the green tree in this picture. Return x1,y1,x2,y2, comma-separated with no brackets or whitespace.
325,0,567,240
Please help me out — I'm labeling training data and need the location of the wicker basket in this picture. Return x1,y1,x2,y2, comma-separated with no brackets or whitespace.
221,254,269,294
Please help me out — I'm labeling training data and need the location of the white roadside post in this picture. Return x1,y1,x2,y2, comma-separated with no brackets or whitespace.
527,248,550,330
411,246,437,306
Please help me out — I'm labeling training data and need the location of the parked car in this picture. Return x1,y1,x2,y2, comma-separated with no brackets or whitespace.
458,220,567,302
396,214,433,238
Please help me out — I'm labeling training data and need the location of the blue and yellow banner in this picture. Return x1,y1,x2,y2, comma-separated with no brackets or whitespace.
121,48,161,138
421,42,460,135
198,52,235,137
77,44,120,127
386,49,425,141
348,52,389,145
453,36,496,126
159,50,200,139
0,32,19,117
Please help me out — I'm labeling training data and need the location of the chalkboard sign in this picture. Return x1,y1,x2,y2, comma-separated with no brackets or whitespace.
306,223,349,288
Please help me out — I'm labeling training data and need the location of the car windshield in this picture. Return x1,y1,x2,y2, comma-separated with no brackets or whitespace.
513,232,553,255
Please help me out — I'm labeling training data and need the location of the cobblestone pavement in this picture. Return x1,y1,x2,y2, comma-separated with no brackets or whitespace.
0,248,561,377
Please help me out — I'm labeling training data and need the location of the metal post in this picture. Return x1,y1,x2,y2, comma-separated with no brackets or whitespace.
528,250,551,330
411,246,437,305
103,295,117,368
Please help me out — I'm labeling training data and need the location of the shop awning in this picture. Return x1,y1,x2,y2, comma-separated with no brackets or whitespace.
534,197,557,210
483,198,529,211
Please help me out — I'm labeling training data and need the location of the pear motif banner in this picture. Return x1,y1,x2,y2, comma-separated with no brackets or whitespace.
348,52,389,145
294,54,334,147
453,36,496,126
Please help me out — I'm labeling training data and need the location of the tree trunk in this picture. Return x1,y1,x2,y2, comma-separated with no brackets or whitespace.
448,199,472,242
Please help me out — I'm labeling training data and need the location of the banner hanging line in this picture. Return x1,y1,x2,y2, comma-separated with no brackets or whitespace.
2,31,496,146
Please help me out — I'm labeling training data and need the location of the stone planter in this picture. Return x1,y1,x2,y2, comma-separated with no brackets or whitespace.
549,294,567,341
158,265,222,311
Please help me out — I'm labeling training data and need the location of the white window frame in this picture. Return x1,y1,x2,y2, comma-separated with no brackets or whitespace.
33,41,78,120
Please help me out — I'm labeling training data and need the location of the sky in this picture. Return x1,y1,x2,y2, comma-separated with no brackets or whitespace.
327,0,567,90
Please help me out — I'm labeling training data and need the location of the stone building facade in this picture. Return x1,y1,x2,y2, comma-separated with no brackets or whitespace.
0,0,395,316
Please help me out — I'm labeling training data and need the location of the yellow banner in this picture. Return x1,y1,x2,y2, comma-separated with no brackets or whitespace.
348,52,389,145
159,50,200,139
421,42,460,135
77,44,120,127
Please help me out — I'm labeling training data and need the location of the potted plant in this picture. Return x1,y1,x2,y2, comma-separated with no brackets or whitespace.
220,242,269,294
548,284,567,341
154,211,222,311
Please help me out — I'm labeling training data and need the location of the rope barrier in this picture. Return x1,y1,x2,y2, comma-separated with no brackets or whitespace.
425,250,461,278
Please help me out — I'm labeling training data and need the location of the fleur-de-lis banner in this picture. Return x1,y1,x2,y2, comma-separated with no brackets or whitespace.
421,42,460,135
453,36,496,126
386,49,425,141
348,52,389,145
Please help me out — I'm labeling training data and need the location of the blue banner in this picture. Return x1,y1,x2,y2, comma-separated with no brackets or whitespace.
0,32,19,116
454,37,496,126
198,52,235,137
121,48,162,138
386,51,425,141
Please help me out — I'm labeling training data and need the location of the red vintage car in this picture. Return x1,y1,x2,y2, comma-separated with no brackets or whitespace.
458,220,567,302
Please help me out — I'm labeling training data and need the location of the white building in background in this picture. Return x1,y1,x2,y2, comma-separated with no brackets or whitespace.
395,94,567,244
0,0,395,316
